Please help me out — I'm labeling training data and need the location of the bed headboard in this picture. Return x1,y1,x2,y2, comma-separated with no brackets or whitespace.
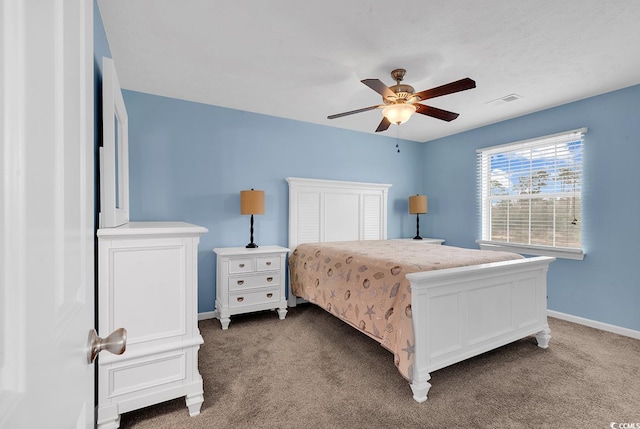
286,177,392,250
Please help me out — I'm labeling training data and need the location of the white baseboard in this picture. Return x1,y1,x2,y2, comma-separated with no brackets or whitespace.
198,310,218,321
548,310,640,340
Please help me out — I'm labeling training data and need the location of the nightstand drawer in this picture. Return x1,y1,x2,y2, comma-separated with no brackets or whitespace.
256,256,280,271
229,288,281,309
228,272,280,291
228,258,255,274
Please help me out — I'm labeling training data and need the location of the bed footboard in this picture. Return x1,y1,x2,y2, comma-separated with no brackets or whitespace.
405,256,555,403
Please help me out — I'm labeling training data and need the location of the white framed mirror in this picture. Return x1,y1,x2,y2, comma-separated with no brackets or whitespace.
100,56,129,228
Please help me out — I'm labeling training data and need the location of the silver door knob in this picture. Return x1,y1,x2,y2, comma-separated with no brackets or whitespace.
87,328,127,364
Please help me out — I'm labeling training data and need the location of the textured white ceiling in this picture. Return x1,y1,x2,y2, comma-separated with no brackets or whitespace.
98,0,640,143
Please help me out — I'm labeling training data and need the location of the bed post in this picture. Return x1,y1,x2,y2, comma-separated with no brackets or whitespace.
409,277,432,403
410,375,432,403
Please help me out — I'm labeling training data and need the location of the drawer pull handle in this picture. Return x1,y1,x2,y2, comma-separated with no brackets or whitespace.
267,277,273,282
266,262,271,266
238,263,245,268
266,293,273,298
237,297,244,302
237,280,244,285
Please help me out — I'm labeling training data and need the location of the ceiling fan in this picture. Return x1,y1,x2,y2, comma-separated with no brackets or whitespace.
328,69,476,132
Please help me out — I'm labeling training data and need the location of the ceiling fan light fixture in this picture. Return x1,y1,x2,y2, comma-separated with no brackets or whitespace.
382,103,416,125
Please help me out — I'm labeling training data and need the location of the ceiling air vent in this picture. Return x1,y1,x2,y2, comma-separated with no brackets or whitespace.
485,93,523,106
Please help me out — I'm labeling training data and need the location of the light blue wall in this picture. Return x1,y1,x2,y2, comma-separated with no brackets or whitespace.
122,91,424,313
423,85,640,331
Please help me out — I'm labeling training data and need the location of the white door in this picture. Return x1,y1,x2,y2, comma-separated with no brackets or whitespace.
1,1,95,428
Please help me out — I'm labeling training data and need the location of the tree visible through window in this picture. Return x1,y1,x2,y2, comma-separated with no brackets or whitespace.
478,129,585,252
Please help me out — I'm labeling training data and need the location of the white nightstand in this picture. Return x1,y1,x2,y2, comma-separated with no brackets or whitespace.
392,238,445,245
213,245,290,330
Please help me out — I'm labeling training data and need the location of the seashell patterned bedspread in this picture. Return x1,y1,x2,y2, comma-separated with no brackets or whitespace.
288,240,524,381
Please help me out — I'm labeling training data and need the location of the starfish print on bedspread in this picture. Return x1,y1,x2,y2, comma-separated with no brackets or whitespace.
402,340,415,360
365,304,376,320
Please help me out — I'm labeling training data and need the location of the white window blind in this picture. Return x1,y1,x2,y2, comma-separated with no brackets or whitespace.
477,128,586,259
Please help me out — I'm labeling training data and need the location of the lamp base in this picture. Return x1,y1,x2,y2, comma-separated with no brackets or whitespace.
413,214,423,241
246,214,258,248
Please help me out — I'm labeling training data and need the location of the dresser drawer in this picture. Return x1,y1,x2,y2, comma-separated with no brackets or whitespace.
106,350,187,398
228,272,280,291
228,258,255,274
229,288,281,309
256,256,280,271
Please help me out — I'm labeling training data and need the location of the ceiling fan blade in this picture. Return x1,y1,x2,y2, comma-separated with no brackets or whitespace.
414,104,460,122
327,105,382,119
361,79,395,99
414,78,476,101
375,117,391,132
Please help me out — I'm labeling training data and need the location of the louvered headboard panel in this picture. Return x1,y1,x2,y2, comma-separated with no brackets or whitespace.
286,177,392,250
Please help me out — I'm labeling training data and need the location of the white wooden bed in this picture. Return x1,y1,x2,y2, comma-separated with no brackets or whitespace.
286,177,555,403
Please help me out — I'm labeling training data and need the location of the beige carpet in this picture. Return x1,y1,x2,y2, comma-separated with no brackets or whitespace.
119,305,640,429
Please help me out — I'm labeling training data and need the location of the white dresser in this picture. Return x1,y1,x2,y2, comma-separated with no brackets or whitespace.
97,222,207,429
213,245,289,329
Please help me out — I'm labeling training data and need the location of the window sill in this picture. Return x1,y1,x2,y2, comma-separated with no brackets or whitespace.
476,240,584,260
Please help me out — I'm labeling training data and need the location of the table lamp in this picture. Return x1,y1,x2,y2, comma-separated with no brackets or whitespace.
409,194,428,240
240,189,264,248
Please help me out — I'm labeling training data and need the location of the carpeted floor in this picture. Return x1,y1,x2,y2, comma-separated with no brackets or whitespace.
119,305,640,429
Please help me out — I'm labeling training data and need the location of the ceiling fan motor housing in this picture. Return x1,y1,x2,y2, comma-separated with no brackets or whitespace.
386,84,416,104
386,69,416,103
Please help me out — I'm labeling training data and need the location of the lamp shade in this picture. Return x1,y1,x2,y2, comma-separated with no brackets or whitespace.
409,195,427,214
382,103,417,125
240,189,265,215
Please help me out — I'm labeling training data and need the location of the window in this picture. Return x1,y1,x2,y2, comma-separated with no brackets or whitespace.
477,128,586,260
